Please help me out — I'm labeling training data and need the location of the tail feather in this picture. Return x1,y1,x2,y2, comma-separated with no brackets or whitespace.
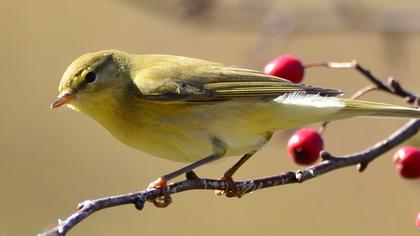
341,99,420,119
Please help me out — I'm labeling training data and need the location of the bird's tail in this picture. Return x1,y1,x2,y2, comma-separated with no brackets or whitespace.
270,92,419,129
339,99,420,119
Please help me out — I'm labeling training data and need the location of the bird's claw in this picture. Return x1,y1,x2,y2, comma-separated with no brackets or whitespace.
147,177,172,208
214,175,242,198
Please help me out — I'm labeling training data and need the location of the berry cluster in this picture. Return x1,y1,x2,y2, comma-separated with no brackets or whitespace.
265,54,420,228
265,55,321,165
264,55,420,176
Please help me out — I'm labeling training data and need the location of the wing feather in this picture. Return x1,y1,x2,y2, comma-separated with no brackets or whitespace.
133,56,342,103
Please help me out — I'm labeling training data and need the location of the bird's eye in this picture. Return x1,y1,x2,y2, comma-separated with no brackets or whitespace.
85,71,96,83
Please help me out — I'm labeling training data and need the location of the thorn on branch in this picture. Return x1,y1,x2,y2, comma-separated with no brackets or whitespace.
320,151,334,161
77,200,91,210
134,200,145,210
357,162,369,172
388,77,418,105
388,76,400,91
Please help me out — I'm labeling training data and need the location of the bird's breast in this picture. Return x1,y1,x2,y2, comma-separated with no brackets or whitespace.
99,101,271,163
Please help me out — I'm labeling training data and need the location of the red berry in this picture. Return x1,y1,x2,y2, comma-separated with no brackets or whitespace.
287,128,323,165
264,55,304,83
393,146,420,179
416,212,420,228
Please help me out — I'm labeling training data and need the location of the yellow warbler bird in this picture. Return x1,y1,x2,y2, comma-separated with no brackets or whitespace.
51,50,420,206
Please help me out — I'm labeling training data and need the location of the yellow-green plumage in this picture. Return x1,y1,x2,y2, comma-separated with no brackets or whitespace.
56,50,420,163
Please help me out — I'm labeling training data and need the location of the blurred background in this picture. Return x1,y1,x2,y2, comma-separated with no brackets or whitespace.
1,0,419,235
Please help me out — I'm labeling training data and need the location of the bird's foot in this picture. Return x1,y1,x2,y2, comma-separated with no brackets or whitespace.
147,177,172,208
215,175,242,198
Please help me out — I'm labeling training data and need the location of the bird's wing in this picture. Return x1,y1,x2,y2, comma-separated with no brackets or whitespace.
133,63,342,103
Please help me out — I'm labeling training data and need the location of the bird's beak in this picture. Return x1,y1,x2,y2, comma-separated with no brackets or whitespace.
50,93,75,109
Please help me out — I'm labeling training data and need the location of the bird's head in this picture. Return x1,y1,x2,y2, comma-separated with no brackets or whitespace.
51,50,133,113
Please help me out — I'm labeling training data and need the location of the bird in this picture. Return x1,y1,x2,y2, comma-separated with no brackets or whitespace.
51,50,420,207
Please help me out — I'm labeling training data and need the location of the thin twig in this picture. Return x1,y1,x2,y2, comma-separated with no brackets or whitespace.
311,60,418,135
306,60,419,105
349,84,378,99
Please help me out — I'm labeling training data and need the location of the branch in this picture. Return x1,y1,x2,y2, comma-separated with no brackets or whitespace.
305,60,419,106
39,120,420,236
40,61,419,236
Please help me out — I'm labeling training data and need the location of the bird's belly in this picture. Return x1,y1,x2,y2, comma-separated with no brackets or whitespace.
118,123,268,163
98,100,331,163
104,103,273,163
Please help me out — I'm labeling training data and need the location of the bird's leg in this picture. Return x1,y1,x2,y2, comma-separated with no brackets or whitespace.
215,151,256,198
216,132,273,198
148,138,226,207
